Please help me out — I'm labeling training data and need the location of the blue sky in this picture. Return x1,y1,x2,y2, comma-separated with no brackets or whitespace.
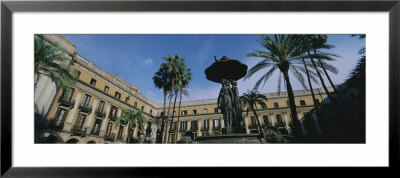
64,34,365,103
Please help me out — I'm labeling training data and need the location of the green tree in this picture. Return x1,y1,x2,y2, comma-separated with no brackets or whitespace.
166,57,189,143
173,68,192,143
347,35,365,97
152,65,171,143
114,109,147,143
34,34,78,90
240,90,268,136
160,55,185,143
304,35,342,104
245,35,310,137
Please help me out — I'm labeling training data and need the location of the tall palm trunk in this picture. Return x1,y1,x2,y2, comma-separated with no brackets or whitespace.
163,91,173,143
166,90,178,143
314,49,356,129
307,51,336,103
302,57,319,111
175,87,183,143
251,106,264,136
302,57,320,131
282,71,301,137
127,127,132,143
163,76,175,143
313,48,345,104
159,92,167,143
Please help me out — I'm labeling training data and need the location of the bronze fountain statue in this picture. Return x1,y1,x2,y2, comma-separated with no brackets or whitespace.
205,56,247,134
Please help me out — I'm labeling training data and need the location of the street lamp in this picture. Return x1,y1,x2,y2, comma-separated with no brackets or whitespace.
145,134,151,143
139,133,145,143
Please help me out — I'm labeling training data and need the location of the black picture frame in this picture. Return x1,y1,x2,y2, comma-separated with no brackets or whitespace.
1,0,399,177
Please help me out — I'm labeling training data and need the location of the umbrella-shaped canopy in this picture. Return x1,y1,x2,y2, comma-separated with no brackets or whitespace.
205,59,248,83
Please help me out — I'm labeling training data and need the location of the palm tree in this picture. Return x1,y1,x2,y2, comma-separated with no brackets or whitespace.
166,57,189,143
245,35,310,137
34,34,78,90
114,109,147,143
240,90,268,136
161,55,184,143
294,35,323,127
305,35,342,104
174,68,192,143
347,35,365,97
152,65,171,143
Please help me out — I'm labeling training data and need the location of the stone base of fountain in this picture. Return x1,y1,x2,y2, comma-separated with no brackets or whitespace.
194,133,298,144
221,127,246,134
195,134,262,144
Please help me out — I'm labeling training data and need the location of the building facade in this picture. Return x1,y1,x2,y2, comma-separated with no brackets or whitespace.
38,35,359,144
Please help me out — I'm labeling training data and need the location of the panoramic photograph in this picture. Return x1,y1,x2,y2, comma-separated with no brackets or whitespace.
34,34,366,144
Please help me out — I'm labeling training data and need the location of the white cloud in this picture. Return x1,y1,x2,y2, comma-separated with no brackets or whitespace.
145,59,153,65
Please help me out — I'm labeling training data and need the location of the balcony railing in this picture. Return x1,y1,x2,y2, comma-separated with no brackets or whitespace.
58,98,75,108
248,125,258,130
79,105,92,113
109,115,117,121
213,126,221,130
104,134,115,141
90,129,100,136
169,128,176,133
179,128,187,133
95,110,106,118
201,127,209,131
48,119,64,130
116,134,125,141
276,122,285,127
71,125,87,136
190,127,198,131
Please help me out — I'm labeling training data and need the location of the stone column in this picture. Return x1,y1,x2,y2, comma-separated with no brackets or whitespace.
113,109,122,135
86,98,98,134
34,75,49,102
122,122,129,141
151,123,158,143
187,121,191,133
270,114,275,127
284,113,290,130
99,103,111,137
63,92,82,131
244,116,250,134
298,112,307,135
197,120,201,137
133,125,138,139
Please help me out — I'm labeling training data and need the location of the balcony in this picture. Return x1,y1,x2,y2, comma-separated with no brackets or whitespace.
179,128,187,133
169,128,176,133
79,105,92,114
90,129,100,136
190,127,198,132
58,98,75,108
248,125,258,130
104,134,115,141
71,125,87,137
262,123,270,128
109,115,117,121
95,110,106,118
276,122,285,127
212,127,221,131
201,127,209,131
48,119,64,130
